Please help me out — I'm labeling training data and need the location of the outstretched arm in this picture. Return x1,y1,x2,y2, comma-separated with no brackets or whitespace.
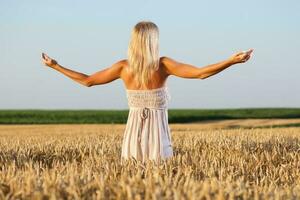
42,53,124,87
162,49,254,79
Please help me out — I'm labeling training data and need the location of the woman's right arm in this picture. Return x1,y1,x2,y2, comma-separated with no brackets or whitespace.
161,49,253,79
42,53,124,87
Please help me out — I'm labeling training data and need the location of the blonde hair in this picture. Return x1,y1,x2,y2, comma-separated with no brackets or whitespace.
127,21,160,89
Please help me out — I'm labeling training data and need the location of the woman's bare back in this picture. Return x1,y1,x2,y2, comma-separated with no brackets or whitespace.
120,58,169,90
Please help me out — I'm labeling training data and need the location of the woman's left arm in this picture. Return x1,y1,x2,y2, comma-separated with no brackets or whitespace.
42,53,124,87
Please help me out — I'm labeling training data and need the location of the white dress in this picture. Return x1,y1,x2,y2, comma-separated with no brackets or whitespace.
121,86,174,164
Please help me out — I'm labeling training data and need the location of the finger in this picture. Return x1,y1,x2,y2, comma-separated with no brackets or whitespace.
246,49,254,56
244,52,251,58
41,57,47,62
43,53,48,59
244,54,250,60
243,55,251,62
43,53,50,60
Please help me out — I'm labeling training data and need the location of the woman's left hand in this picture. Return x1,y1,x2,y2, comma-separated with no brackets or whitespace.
229,49,254,64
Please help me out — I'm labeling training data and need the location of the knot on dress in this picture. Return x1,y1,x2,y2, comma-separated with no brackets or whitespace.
137,107,150,144
141,107,150,120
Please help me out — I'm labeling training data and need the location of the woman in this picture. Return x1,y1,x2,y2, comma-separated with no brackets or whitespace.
42,21,253,164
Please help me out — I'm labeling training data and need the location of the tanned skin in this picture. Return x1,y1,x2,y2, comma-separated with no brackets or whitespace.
42,49,253,89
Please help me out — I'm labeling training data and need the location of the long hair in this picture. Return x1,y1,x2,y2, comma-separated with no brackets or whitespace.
127,21,160,89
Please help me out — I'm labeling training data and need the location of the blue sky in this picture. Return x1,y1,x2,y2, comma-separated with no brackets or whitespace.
1,0,299,109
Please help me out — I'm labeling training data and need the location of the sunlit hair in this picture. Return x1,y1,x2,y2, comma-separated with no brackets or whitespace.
127,21,160,89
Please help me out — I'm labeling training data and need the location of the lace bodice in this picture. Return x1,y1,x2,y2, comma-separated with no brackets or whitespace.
126,86,171,109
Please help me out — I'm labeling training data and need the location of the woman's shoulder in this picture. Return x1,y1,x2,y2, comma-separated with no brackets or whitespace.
159,56,177,66
113,59,128,71
117,59,128,66
159,56,169,63
160,56,180,69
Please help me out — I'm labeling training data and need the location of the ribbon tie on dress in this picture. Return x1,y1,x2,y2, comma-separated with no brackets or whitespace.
141,107,150,119
138,107,150,144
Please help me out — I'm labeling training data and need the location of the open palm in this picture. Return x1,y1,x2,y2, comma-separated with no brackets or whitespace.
230,49,254,64
42,53,57,68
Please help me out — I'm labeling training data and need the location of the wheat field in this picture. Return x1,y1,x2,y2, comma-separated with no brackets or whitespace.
0,124,300,200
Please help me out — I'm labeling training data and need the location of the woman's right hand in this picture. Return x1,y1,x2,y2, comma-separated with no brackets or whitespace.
229,49,254,64
42,53,58,68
